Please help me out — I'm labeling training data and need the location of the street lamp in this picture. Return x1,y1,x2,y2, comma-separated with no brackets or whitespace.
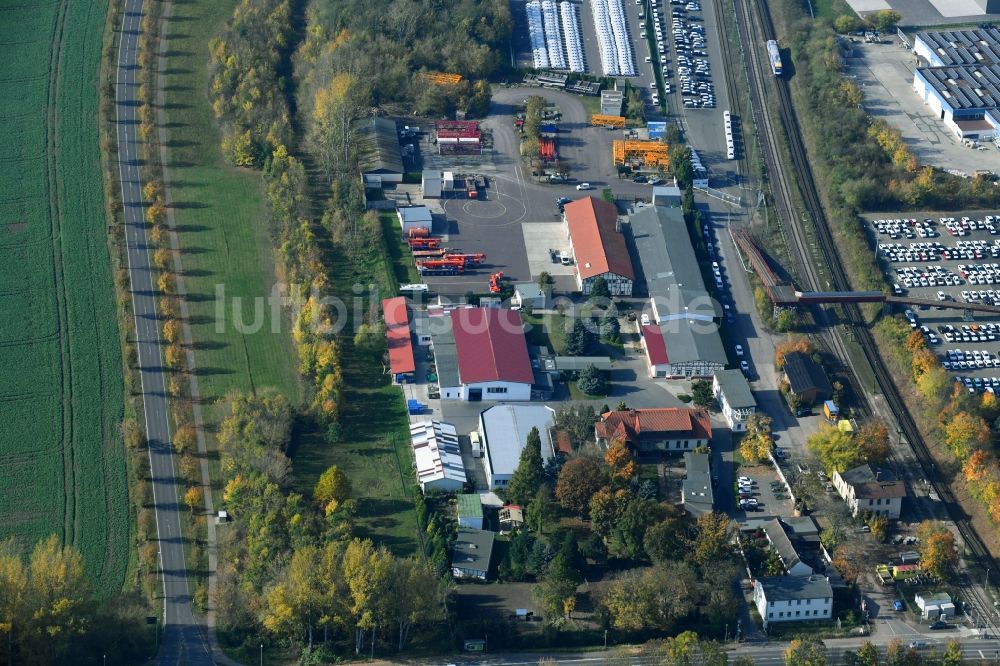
259,643,263,666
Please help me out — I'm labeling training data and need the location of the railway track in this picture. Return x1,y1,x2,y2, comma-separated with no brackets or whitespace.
732,0,1000,624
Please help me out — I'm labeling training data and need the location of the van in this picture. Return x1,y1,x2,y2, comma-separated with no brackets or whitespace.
399,283,429,293
560,252,572,265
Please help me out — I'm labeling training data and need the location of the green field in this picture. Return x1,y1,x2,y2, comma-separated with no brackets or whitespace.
162,1,301,443
0,0,127,594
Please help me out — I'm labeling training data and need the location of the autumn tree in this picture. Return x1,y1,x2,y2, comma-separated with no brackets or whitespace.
309,73,371,180
691,512,733,567
644,514,685,564
153,248,172,270
784,638,826,666
184,486,203,514
145,199,166,227
944,411,991,458
314,465,352,515
162,318,181,344
604,437,636,485
941,639,963,666
164,344,184,369
808,424,862,475
555,457,605,516
916,521,958,581
343,538,393,654
854,641,879,666
507,427,545,505
739,414,774,464
173,423,197,455
157,272,175,295
855,421,891,465
589,487,630,538
774,336,814,369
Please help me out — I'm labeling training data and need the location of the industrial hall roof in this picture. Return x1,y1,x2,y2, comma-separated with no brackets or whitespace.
450,307,533,385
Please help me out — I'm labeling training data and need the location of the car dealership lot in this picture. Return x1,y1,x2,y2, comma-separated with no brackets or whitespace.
867,212,1000,392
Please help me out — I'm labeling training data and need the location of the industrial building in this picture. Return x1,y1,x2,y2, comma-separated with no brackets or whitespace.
681,451,714,516
594,407,712,452
409,421,467,493
600,89,624,116
564,197,635,296
911,29,1000,139
382,297,415,383
479,404,556,489
630,204,726,378
782,352,832,406
358,117,404,185
429,307,535,401
713,370,756,431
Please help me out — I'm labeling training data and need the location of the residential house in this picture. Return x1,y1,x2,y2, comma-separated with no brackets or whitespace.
451,528,495,580
712,369,756,431
832,464,905,519
761,518,813,577
595,407,712,452
754,575,833,627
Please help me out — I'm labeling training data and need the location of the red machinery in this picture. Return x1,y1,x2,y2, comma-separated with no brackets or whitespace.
444,252,486,267
417,259,465,275
412,248,447,259
407,227,430,238
488,271,504,294
539,138,557,162
407,237,441,249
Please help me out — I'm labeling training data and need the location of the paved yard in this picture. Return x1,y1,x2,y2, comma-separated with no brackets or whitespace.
523,222,575,280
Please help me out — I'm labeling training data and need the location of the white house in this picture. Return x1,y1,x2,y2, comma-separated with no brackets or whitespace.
832,464,905,519
479,404,556,489
713,369,756,431
754,576,833,627
511,283,548,310
409,421,467,492
429,307,535,402
915,592,956,620
564,197,635,296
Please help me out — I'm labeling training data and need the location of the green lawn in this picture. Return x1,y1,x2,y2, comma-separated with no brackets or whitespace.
0,0,128,595
162,0,301,466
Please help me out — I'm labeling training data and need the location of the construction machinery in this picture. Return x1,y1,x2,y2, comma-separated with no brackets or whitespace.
412,248,447,259
416,259,465,275
539,137,557,162
489,271,504,294
591,114,626,128
444,252,486,267
612,140,670,168
407,227,430,239
407,237,441,250
420,72,463,86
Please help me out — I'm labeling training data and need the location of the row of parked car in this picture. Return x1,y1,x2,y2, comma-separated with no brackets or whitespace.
938,322,1000,342
893,265,960,289
942,348,1000,370
956,262,1000,286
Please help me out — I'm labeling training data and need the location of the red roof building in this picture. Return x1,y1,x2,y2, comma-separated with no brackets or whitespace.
595,408,713,453
450,307,533,391
564,197,635,296
383,297,415,380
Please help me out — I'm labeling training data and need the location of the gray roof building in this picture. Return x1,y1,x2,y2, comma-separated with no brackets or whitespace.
756,575,833,602
783,352,832,403
427,314,460,389
451,528,495,580
358,117,404,176
915,28,1000,67
714,369,756,408
915,65,1000,111
762,518,812,576
682,451,714,516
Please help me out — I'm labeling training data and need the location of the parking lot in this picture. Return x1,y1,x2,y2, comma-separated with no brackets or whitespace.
867,211,1000,392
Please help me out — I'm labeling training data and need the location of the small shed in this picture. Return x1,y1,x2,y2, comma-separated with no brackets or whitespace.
823,400,839,422
457,493,484,529
512,283,547,310
499,505,524,533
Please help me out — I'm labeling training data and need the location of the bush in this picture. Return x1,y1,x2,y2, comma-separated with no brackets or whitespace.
577,364,608,395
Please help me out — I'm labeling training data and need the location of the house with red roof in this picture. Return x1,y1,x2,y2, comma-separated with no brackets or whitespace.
595,407,713,453
432,307,534,401
564,197,634,296
382,297,415,383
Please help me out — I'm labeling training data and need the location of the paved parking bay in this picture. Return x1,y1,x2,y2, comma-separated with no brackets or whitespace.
866,211,1000,391
522,222,575,278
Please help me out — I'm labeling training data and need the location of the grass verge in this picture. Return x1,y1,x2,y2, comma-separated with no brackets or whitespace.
161,0,302,492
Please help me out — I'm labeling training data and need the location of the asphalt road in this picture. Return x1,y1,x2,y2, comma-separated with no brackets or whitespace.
115,2,214,663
